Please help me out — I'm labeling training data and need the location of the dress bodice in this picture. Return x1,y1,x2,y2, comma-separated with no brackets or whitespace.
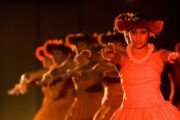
119,51,165,108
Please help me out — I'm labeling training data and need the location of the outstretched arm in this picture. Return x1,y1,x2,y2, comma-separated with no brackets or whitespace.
159,49,179,64
38,52,91,85
101,42,125,65
7,68,47,95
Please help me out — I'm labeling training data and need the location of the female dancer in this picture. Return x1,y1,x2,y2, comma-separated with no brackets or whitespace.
40,33,103,120
93,31,125,120
102,12,180,120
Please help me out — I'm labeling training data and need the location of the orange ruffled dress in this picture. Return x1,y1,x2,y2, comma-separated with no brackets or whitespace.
111,51,180,120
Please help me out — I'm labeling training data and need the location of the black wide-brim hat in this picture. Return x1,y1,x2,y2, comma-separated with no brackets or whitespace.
44,39,72,59
114,12,164,34
98,32,125,46
65,33,98,45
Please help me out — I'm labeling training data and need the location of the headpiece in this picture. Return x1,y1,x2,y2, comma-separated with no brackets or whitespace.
65,33,98,46
43,39,72,59
98,31,126,47
114,12,164,34
35,46,45,61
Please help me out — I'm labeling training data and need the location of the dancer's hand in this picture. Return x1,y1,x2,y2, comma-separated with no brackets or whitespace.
168,52,179,64
7,74,30,95
8,83,28,95
101,42,117,61
74,50,91,65
37,72,53,86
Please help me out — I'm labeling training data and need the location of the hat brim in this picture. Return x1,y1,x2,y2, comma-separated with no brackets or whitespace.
35,46,45,61
66,34,98,45
115,20,164,34
43,40,72,59
98,33,125,45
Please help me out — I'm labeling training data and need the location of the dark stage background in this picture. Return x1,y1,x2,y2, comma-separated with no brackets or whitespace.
0,0,179,120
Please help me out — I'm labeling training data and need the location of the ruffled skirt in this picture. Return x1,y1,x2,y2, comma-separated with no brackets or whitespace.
110,101,180,120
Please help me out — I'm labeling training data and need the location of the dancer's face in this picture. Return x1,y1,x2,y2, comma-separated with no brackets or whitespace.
51,50,67,65
129,27,150,49
76,42,88,53
42,57,54,69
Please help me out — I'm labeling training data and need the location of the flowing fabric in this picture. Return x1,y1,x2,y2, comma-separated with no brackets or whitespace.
33,80,75,120
93,83,123,120
67,91,103,120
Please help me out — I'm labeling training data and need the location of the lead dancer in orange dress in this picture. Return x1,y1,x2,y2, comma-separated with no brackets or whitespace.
102,12,180,120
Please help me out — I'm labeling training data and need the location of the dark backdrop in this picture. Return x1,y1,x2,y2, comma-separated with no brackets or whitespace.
0,0,179,120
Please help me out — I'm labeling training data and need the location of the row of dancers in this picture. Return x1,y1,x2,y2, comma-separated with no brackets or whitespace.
8,31,126,120
8,12,180,120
